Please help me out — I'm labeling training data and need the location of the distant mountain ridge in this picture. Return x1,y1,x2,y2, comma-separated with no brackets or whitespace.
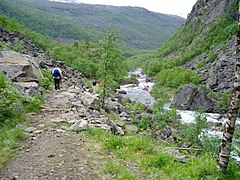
49,0,81,3
0,0,185,50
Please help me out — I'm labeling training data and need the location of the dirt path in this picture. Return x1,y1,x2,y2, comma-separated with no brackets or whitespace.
0,90,109,180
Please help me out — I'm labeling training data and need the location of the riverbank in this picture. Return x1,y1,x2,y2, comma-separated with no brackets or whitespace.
119,68,240,164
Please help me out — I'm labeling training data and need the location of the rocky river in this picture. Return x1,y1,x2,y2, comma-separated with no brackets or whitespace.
120,68,240,163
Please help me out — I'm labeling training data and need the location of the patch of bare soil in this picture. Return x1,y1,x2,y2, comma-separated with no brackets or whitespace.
0,90,110,180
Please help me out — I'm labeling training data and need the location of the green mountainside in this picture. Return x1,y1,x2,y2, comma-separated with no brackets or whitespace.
130,0,238,73
0,0,184,50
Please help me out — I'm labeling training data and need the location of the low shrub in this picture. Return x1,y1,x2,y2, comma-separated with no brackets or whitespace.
179,113,209,145
156,67,200,90
39,69,53,90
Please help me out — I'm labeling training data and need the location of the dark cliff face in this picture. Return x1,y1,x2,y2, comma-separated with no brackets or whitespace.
187,0,238,25
182,0,238,93
168,0,239,112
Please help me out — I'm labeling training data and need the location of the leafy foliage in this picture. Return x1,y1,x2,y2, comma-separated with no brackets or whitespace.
23,94,44,113
39,69,53,90
97,27,127,107
0,74,42,168
155,67,200,89
179,114,209,145
0,14,128,81
217,92,231,113
0,74,23,125
0,74,44,124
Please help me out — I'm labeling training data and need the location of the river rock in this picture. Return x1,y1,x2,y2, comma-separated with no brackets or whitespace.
116,89,127,94
120,77,139,85
146,76,155,82
171,84,216,112
190,91,216,112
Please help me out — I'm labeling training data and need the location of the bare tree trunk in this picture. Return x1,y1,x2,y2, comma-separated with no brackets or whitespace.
102,65,107,109
217,3,240,172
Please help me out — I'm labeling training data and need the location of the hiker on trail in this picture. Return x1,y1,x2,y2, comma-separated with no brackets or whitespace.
92,78,97,86
52,64,63,90
97,79,101,85
96,79,101,89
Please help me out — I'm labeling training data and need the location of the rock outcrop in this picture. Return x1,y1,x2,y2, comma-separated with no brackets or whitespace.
184,36,236,93
0,50,42,82
187,0,237,25
120,77,139,85
183,0,238,94
0,27,51,60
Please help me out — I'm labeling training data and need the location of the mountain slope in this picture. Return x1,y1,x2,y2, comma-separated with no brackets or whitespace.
132,0,238,94
0,0,185,50
157,0,238,92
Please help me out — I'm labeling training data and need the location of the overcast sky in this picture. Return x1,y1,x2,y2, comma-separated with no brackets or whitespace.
78,0,198,18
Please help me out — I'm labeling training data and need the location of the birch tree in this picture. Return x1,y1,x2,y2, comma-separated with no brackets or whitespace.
217,2,240,171
97,27,126,108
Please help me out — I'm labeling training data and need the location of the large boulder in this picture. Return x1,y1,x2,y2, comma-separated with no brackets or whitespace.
81,92,101,110
0,51,42,82
171,84,198,110
171,84,216,112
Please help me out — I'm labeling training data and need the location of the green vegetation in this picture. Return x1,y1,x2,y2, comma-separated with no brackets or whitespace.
85,128,240,179
39,69,53,90
97,26,127,108
156,14,237,65
149,67,200,104
196,60,206,69
180,114,209,145
130,11,237,76
0,125,27,168
155,67,200,89
218,92,231,113
125,10,237,110
0,74,43,168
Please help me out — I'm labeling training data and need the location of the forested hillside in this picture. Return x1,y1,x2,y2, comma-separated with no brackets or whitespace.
0,0,184,50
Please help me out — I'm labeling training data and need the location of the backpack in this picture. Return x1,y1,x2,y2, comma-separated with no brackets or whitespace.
52,68,60,77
